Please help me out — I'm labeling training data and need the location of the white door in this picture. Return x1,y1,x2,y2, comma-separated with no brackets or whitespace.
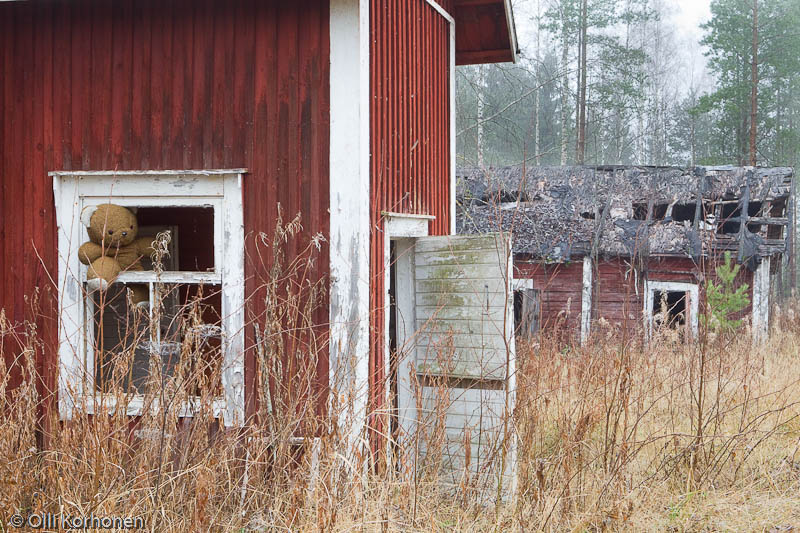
395,233,515,493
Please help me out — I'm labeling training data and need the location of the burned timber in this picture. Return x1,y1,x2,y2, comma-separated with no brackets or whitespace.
457,166,795,342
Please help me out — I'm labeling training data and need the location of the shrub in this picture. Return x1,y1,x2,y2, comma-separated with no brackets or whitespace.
702,251,751,333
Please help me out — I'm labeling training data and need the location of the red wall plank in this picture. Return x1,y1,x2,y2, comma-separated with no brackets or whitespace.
368,0,453,445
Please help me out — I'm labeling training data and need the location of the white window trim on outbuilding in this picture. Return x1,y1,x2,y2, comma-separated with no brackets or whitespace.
51,170,246,427
643,280,699,339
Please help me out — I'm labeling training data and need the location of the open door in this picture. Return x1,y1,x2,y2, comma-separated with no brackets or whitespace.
396,233,515,493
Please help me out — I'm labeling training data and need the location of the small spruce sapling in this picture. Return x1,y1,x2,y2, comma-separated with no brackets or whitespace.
701,252,750,333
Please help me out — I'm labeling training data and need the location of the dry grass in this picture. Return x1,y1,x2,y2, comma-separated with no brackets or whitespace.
1,221,799,531
1,310,799,531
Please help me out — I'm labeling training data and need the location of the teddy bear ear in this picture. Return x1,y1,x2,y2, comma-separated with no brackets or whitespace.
80,205,98,228
128,207,138,215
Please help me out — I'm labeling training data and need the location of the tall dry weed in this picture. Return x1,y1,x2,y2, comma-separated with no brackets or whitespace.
0,225,799,530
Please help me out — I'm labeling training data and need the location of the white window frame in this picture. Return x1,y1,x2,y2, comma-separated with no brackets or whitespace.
644,280,699,339
51,170,246,427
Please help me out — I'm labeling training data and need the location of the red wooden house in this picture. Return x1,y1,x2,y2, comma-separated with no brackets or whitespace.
0,0,519,476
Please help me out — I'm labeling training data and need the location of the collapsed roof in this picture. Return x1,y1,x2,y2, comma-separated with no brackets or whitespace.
457,165,794,267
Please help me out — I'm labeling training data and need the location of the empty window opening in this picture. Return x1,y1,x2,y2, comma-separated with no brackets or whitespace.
717,202,742,234
770,200,786,217
632,203,668,220
136,206,215,271
633,202,669,220
671,203,696,223
747,223,762,234
747,201,763,217
744,202,765,233
651,290,687,329
767,224,784,240
768,200,786,239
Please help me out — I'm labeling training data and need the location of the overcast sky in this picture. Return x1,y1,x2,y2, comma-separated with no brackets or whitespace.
672,0,713,82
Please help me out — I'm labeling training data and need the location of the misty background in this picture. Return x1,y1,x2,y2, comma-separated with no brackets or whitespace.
456,0,800,169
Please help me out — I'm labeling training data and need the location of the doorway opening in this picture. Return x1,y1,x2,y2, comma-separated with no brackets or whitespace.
388,240,400,469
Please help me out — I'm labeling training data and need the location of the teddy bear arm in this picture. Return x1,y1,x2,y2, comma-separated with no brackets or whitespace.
134,237,156,257
78,241,104,265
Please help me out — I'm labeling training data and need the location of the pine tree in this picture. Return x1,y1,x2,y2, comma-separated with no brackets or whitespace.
702,252,751,333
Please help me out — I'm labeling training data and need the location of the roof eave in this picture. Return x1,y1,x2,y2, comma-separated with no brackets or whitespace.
454,0,519,66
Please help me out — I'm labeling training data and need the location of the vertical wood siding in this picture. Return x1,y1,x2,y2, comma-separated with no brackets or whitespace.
514,256,756,340
368,0,454,444
514,260,584,341
0,0,330,421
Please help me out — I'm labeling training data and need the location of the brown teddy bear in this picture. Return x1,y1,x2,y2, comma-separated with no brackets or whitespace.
78,203,156,307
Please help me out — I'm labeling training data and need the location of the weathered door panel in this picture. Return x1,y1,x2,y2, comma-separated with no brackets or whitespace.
408,233,515,492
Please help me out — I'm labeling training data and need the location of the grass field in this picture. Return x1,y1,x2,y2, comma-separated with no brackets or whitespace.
2,302,799,532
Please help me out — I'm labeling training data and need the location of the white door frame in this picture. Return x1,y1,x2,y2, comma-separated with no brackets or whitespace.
383,212,434,459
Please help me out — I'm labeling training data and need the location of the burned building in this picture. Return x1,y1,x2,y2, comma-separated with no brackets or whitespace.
457,165,796,342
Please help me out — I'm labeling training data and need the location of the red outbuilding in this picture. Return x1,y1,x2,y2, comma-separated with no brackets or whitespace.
0,0,519,478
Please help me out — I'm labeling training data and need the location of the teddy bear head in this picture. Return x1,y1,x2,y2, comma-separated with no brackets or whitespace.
81,203,139,248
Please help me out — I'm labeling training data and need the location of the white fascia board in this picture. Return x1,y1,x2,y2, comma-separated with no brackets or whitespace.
503,0,519,64
329,0,371,450
48,169,247,176
383,212,434,238
511,278,534,290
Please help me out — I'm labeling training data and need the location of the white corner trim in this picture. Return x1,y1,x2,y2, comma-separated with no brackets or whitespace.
644,280,699,339
752,256,770,343
580,257,592,345
424,0,454,23
329,0,371,451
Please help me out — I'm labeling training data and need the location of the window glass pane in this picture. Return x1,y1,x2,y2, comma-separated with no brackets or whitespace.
92,284,152,393
92,282,223,396
157,283,223,397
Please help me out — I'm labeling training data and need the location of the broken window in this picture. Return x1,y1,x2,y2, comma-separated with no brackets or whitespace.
633,203,669,221
53,171,245,425
747,201,763,217
645,281,698,339
767,200,786,240
745,201,764,233
717,202,742,234
651,290,686,328
670,203,696,223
